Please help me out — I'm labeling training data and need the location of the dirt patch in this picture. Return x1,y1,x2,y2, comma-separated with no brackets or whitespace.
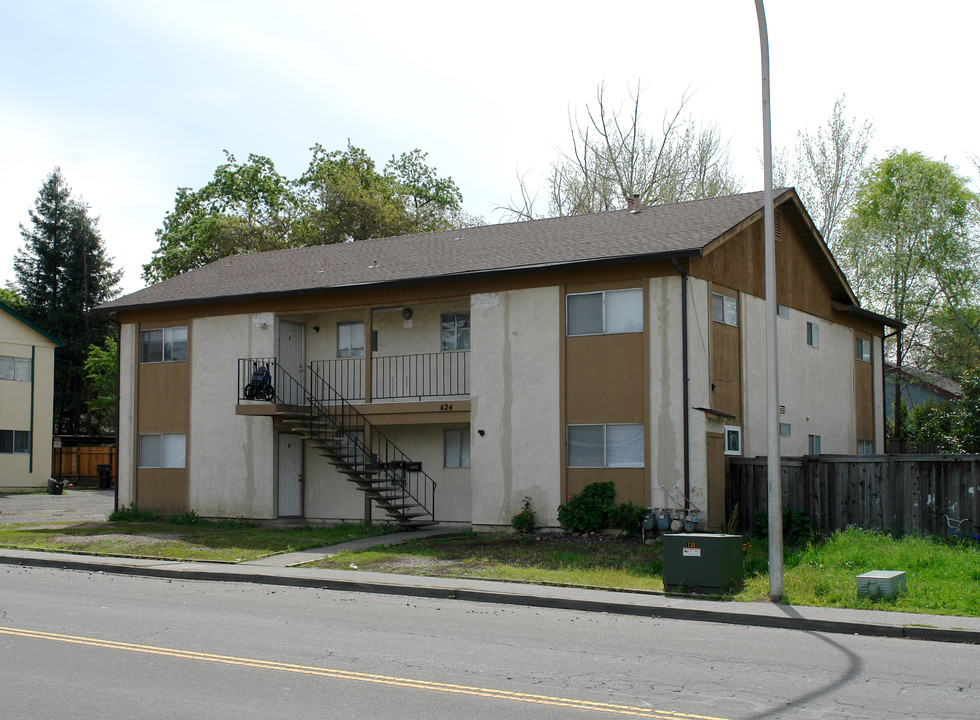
373,555,457,571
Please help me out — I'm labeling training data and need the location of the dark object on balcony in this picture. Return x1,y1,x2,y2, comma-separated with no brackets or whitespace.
244,363,275,401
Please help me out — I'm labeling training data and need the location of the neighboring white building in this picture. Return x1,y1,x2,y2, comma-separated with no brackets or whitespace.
97,190,899,530
0,304,59,491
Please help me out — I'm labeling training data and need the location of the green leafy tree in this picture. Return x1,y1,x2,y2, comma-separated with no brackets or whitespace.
924,305,980,380
84,337,117,434
14,168,121,434
143,152,298,282
385,149,463,233
839,151,980,371
146,144,464,281
0,287,26,312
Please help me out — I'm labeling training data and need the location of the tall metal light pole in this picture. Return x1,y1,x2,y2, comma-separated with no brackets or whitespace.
755,0,783,601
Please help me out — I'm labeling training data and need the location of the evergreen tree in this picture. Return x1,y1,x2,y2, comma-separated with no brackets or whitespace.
13,168,121,435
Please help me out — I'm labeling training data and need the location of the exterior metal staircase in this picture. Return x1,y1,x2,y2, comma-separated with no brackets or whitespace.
250,359,437,528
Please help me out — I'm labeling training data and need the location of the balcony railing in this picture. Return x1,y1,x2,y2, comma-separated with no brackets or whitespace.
307,351,469,403
372,350,469,401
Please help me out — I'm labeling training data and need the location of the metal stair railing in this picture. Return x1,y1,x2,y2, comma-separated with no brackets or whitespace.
238,357,436,525
304,363,436,525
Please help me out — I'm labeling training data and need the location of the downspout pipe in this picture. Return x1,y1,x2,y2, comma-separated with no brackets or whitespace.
671,258,691,512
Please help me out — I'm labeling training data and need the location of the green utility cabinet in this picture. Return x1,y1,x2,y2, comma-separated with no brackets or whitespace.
662,533,744,594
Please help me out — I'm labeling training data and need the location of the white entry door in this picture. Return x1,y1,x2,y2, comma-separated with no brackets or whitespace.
278,321,305,405
278,434,303,517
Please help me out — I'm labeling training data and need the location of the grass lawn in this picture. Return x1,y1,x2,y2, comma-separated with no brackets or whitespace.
0,517,393,563
311,527,980,617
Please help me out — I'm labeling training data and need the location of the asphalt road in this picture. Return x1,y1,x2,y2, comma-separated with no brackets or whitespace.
1,565,975,719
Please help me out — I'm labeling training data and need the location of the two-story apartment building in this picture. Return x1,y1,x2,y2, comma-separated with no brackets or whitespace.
0,303,59,491
98,189,898,530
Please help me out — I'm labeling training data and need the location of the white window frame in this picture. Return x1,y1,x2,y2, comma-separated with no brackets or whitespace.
566,423,644,468
711,292,738,327
776,304,789,319
806,321,819,348
337,321,365,358
566,288,643,337
808,434,822,455
857,439,873,455
443,428,470,468
724,425,742,456
139,326,188,364
0,356,31,382
441,312,471,352
856,337,872,363
137,433,186,468
779,423,792,437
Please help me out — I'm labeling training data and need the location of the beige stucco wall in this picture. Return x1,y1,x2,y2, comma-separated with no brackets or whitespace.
117,323,136,506
649,276,712,516
188,313,276,518
742,297,857,457
0,312,56,490
470,287,561,529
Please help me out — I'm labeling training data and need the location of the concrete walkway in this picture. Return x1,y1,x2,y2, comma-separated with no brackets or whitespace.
240,523,471,567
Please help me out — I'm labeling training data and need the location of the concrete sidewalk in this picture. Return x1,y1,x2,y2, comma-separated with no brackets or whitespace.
2,544,978,646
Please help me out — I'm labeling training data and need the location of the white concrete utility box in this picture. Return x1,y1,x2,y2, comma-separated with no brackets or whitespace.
856,570,906,599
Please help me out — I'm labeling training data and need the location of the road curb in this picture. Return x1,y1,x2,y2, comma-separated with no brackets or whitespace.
3,553,978,645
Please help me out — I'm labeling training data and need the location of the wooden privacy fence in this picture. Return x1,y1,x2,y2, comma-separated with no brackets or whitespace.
54,446,116,485
727,455,980,537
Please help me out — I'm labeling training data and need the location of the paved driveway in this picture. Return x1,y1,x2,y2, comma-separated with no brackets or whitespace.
0,488,115,524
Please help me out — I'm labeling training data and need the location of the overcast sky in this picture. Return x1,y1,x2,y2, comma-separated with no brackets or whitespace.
2,0,977,295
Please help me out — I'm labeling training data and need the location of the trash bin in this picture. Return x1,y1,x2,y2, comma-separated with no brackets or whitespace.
97,464,112,489
47,478,65,495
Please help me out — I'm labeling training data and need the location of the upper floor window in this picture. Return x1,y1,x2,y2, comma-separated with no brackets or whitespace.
711,292,738,327
337,321,365,358
806,321,819,348
856,337,872,363
441,312,470,351
566,288,643,336
0,429,30,454
140,327,187,363
808,434,822,455
857,439,873,455
0,356,31,382
776,304,789,318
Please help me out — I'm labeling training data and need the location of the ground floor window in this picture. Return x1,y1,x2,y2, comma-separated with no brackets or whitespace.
0,430,30,454
138,433,186,468
444,428,470,468
857,439,873,455
724,426,742,456
567,424,644,468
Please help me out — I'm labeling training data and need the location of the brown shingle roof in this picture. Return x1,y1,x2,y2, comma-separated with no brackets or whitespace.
100,189,793,312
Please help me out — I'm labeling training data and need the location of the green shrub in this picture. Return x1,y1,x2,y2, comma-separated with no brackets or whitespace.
608,501,646,535
557,481,616,534
511,496,536,534
753,508,814,546
107,503,162,522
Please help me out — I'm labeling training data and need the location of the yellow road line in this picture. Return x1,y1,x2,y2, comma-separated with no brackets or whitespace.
0,625,730,720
